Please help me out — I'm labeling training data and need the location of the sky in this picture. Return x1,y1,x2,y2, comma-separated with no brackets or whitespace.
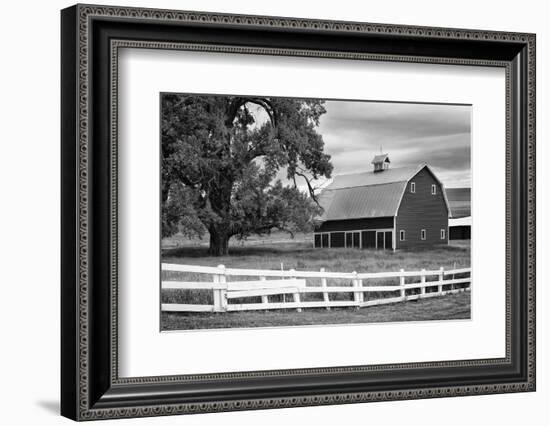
258,99,471,191
317,100,471,188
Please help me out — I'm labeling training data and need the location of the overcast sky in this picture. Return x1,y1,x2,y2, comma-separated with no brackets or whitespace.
258,99,471,191
317,100,471,188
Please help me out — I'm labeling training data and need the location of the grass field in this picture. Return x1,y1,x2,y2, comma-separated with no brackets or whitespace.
162,237,470,273
160,237,471,330
162,291,470,330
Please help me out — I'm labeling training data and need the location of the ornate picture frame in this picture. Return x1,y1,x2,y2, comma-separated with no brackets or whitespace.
61,4,535,421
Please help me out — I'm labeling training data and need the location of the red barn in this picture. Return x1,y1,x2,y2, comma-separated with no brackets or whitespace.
314,154,450,250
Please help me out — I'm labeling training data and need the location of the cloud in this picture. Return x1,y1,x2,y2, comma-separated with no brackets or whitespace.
318,101,471,188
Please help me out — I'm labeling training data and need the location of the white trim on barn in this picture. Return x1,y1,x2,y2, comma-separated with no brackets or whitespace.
313,228,394,250
392,216,397,252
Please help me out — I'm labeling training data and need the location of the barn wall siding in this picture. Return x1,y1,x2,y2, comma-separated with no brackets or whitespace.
315,217,393,233
396,168,449,249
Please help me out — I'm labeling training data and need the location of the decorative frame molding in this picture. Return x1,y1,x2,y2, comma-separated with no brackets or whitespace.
61,4,535,421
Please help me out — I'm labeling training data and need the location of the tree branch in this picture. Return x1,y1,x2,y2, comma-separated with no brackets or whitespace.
294,170,320,206
225,97,277,128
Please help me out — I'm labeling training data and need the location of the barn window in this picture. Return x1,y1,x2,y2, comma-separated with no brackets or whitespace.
410,182,416,193
399,230,405,241
421,229,426,240
440,229,446,239
431,184,437,195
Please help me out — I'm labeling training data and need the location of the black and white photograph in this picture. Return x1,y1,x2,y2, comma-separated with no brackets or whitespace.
54,2,536,422
160,94,472,331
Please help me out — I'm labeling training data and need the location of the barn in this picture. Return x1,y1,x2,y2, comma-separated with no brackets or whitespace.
313,154,450,250
446,187,471,240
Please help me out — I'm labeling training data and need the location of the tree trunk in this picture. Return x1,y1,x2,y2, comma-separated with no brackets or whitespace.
208,227,230,256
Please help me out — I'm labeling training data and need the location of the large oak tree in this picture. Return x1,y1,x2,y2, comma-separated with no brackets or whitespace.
161,94,333,255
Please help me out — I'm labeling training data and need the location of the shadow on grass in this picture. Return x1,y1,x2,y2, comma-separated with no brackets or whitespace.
163,244,302,258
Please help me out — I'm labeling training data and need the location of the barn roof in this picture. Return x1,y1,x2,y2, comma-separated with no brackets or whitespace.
449,216,471,227
317,182,406,221
316,164,450,222
328,165,420,190
446,187,471,218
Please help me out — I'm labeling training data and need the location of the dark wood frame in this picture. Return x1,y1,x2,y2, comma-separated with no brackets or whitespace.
61,4,536,421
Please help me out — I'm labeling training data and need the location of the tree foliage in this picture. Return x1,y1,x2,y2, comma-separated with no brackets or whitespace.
161,94,333,255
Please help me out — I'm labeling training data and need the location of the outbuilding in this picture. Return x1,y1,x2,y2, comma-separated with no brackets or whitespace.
446,187,471,240
314,154,450,250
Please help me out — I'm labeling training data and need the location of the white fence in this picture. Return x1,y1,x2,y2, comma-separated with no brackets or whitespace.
161,263,471,313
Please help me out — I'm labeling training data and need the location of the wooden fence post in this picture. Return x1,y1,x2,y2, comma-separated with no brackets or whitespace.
212,268,221,312
400,268,406,300
452,261,457,290
260,276,268,309
438,266,444,294
420,268,426,295
320,268,330,311
215,264,227,312
353,271,362,307
290,269,301,312
260,277,269,303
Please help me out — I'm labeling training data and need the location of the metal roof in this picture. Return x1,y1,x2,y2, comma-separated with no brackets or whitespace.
317,182,406,221
446,187,471,218
449,216,471,227
317,164,450,222
328,165,421,190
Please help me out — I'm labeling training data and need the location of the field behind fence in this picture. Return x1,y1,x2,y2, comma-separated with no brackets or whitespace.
161,263,471,313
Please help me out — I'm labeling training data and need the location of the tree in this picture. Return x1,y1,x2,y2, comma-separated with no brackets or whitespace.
161,94,333,255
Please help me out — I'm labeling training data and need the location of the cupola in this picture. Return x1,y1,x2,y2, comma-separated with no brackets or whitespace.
371,153,390,172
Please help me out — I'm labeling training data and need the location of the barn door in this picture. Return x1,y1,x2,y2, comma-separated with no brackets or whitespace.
376,231,385,249
384,231,393,250
346,232,353,248
376,231,393,249
314,234,321,248
353,232,360,248
346,232,360,248
362,231,376,249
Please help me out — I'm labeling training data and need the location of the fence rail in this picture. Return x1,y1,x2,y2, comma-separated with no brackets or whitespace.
161,263,471,313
